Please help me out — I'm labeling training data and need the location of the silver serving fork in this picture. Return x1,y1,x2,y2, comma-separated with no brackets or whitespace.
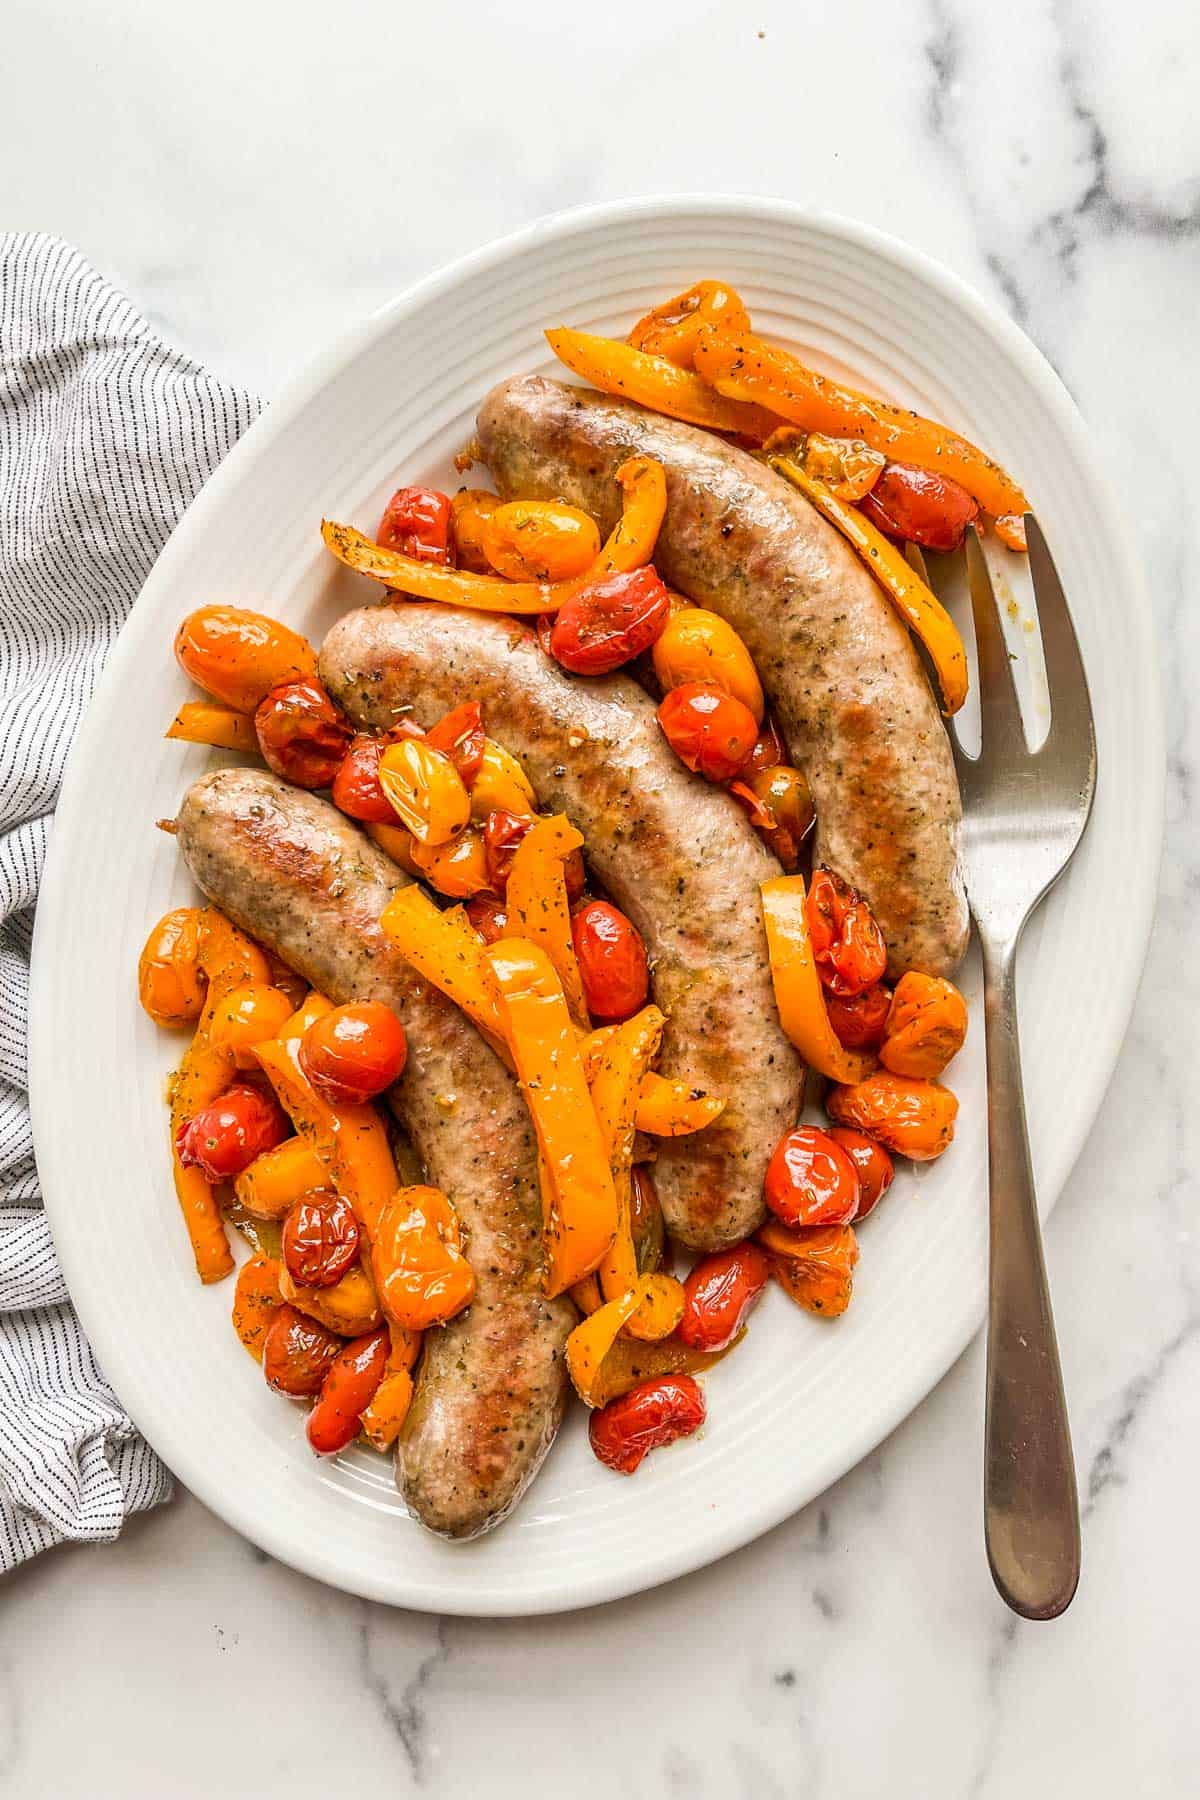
927,517,1095,1619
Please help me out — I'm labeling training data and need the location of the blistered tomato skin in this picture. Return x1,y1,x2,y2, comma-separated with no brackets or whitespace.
174,605,317,712
483,808,533,891
656,683,758,782
827,1072,959,1162
826,1127,894,1220
588,1373,707,1475
571,900,650,1022
254,678,353,789
464,895,510,943
300,1001,408,1104
482,499,600,582
137,907,205,1027
677,1241,770,1352
281,1192,361,1289
306,1327,390,1455
764,1125,861,1228
331,735,396,822
262,1304,343,1397
378,486,454,564
548,566,671,675
857,461,979,553
806,867,888,999
651,607,765,723
424,702,486,787
825,983,892,1051
175,1084,289,1182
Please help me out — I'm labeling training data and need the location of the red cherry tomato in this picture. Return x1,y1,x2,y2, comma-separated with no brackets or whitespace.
570,900,649,1022
299,1001,408,1104
806,867,888,998
588,1373,706,1475
656,682,758,782
825,982,893,1050
281,1192,361,1288
857,461,979,553
254,677,352,789
549,566,671,675
464,895,510,943
377,485,454,564
677,1241,769,1352
331,735,395,822
765,1125,861,1228
483,808,532,891
175,1084,288,1181
424,701,485,787
826,1127,895,1221
262,1305,343,1396
306,1327,390,1454
742,714,788,778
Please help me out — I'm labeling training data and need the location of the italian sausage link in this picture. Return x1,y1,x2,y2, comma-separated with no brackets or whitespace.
176,768,573,1539
476,375,968,978
320,605,803,1250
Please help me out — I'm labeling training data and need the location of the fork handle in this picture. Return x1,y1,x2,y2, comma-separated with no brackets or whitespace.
980,930,1080,1619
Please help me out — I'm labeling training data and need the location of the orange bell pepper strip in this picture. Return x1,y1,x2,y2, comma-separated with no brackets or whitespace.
254,1036,397,1242
570,1273,604,1315
371,1185,476,1331
231,1254,283,1360
695,327,1030,520
233,1135,329,1218
379,886,510,1059
627,280,752,369
588,1006,665,1309
545,327,779,440
168,1032,237,1283
483,939,618,1296
359,1359,416,1451
504,815,590,1030
566,1273,687,1403
277,988,333,1043
634,1072,727,1137
593,455,667,575
760,875,877,1084
278,1260,384,1334
166,701,258,754
767,454,968,715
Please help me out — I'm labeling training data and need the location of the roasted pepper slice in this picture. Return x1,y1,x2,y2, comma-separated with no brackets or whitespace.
371,1185,476,1332
588,1006,665,1309
504,815,590,1029
628,280,752,369
760,875,877,1084
168,1033,236,1283
254,1036,397,1242
166,701,258,754
546,327,778,439
379,885,509,1057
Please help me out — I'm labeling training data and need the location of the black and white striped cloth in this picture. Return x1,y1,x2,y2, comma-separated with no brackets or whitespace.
0,234,260,1568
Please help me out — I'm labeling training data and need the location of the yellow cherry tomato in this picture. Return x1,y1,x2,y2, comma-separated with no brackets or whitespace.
450,489,500,573
207,982,296,1069
409,827,493,899
651,608,764,723
482,500,601,582
469,738,536,820
378,739,471,845
137,907,205,1027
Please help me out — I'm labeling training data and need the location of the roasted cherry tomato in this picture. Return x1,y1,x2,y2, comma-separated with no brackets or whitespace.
464,895,510,943
254,677,352,789
806,867,888,999
759,1222,859,1318
742,715,789,778
175,1084,289,1182
857,461,979,553
588,1373,706,1475
764,1124,861,1228
482,499,600,582
174,605,317,712
483,808,536,892
331,734,396,822
730,764,814,869
377,485,454,564
306,1326,390,1454
656,682,758,782
300,1001,407,1104
424,701,486,787
827,1071,958,1162
826,1127,895,1221
262,1304,343,1396
549,566,671,675
138,906,205,1027
282,1191,361,1289
450,489,500,572
372,1186,476,1331
651,607,764,722
825,982,892,1051
678,1240,770,1352
571,900,649,1022
879,972,968,1078
207,982,296,1069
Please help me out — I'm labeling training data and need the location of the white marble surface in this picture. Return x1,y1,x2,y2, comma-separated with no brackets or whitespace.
2,0,1197,1793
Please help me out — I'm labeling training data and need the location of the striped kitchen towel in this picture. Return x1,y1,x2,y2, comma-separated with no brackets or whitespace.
0,233,260,1569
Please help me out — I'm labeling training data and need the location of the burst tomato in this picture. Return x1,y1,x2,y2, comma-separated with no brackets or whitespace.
306,1327,390,1455
826,1071,958,1162
588,1373,706,1475
825,982,892,1050
857,461,979,553
826,1127,895,1220
299,1001,408,1104
281,1192,360,1289
656,683,758,782
175,1084,289,1182
424,701,486,787
254,677,352,789
331,735,395,822
570,900,649,1022
805,867,888,998
548,566,671,675
262,1305,343,1396
465,895,510,943
482,808,533,891
677,1241,770,1352
764,1125,861,1228
377,485,454,564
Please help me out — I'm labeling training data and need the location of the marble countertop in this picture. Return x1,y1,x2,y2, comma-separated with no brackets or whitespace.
2,0,1195,1793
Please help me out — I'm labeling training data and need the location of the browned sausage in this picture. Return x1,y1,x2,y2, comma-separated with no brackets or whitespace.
176,767,573,1539
320,604,803,1251
476,375,967,977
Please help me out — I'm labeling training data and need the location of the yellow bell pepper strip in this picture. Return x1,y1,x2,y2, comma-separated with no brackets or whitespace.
379,885,510,1057
589,1006,665,1305
359,1323,419,1451
566,1273,688,1400
231,1254,283,1361
168,1033,237,1283
593,455,667,574
570,1274,604,1315
627,280,752,369
371,1185,476,1332
504,815,590,1029
633,1072,727,1137
767,454,968,716
760,875,878,1084
278,989,334,1044
625,1272,687,1343
760,427,885,503
468,738,536,820
195,909,272,1026
992,514,1028,553
278,1260,384,1334
586,1327,739,1410
578,1025,617,1081
254,1036,397,1242
378,739,471,845
545,327,779,440
483,939,618,1296
233,1134,329,1219
166,701,258,754
695,328,1030,520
